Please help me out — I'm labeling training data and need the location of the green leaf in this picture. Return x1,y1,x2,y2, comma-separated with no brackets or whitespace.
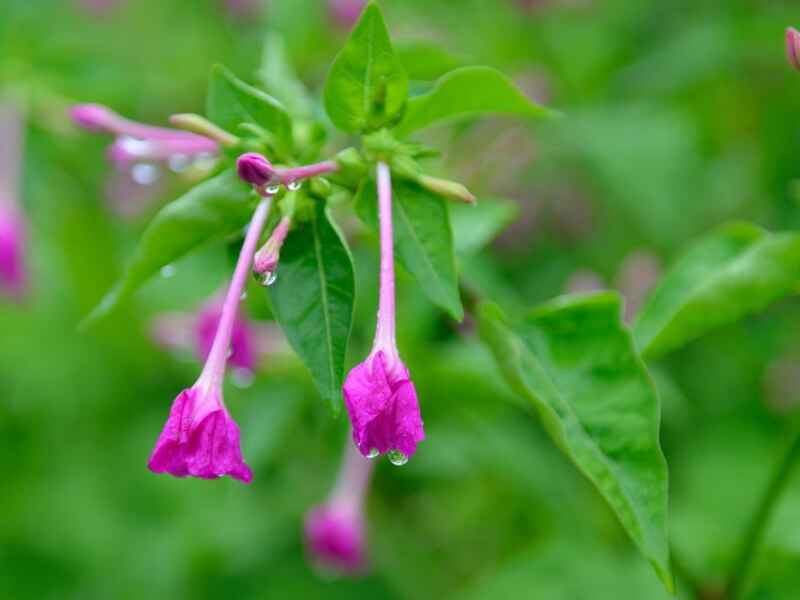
356,178,463,321
82,170,254,327
268,202,355,413
323,2,408,133
633,222,800,360
478,294,672,591
395,66,554,136
395,40,465,81
450,198,519,255
257,33,314,120
207,64,293,155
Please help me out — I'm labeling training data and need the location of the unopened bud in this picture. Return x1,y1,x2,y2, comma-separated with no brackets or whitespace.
70,103,115,132
253,217,291,281
418,175,476,205
237,152,276,187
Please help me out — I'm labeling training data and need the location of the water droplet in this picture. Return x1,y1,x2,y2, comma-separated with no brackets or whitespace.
119,136,153,157
240,291,248,301
366,448,380,459
387,450,408,466
227,346,234,359
160,264,176,278
194,152,217,170
265,184,281,195
168,153,191,173
287,180,302,191
256,271,277,287
131,163,160,185
232,368,254,389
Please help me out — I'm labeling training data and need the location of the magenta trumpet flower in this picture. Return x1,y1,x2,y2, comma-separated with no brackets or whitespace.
343,163,424,465
305,438,374,575
0,102,28,300
70,103,218,180
148,198,272,483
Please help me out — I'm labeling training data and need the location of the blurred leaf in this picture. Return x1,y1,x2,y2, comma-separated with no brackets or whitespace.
395,66,553,136
268,201,355,413
356,178,463,321
323,2,408,133
450,198,519,255
395,40,466,81
478,294,672,590
633,222,800,360
82,170,253,327
207,64,293,155
257,33,314,120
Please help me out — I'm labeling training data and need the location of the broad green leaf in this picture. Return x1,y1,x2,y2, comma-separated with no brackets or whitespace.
633,222,800,360
82,170,254,327
268,201,355,412
395,66,554,136
356,178,463,321
478,294,672,590
395,40,465,81
323,2,408,133
207,64,293,155
257,33,314,120
450,198,518,255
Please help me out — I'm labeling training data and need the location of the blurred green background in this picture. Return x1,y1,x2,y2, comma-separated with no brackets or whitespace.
3,0,800,598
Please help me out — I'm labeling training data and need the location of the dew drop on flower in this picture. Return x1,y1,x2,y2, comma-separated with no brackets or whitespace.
265,184,281,195
366,448,380,459
131,163,160,186
387,450,408,466
168,153,191,173
287,180,302,191
160,264,176,278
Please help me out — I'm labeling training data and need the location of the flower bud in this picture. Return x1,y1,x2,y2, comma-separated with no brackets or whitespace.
237,152,276,187
70,103,115,132
253,217,291,281
417,174,476,204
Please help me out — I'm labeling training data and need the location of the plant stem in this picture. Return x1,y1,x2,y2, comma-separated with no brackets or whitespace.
726,419,800,599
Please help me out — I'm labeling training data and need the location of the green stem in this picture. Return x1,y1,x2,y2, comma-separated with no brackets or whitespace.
726,419,800,599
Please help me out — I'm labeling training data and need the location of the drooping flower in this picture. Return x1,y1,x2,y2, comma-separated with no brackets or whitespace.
328,0,366,29
70,103,218,181
148,198,272,483
305,438,374,575
0,102,28,300
787,27,800,71
343,162,424,464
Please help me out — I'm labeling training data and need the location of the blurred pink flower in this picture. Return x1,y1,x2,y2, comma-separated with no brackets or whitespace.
194,298,258,374
305,439,374,575
343,163,424,464
787,27,800,71
0,102,28,300
329,0,366,29
222,0,263,19
148,198,272,482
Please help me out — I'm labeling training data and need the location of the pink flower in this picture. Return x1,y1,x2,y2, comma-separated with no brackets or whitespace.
343,162,424,464
222,0,262,19
0,102,28,300
788,27,800,71
70,103,218,179
305,440,374,575
148,198,273,483
329,0,366,28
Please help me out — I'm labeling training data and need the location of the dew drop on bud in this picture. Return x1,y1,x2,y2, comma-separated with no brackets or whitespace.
160,264,176,278
265,184,281,195
131,163,160,186
387,450,408,466
287,180,302,191
256,271,277,287
366,448,380,459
